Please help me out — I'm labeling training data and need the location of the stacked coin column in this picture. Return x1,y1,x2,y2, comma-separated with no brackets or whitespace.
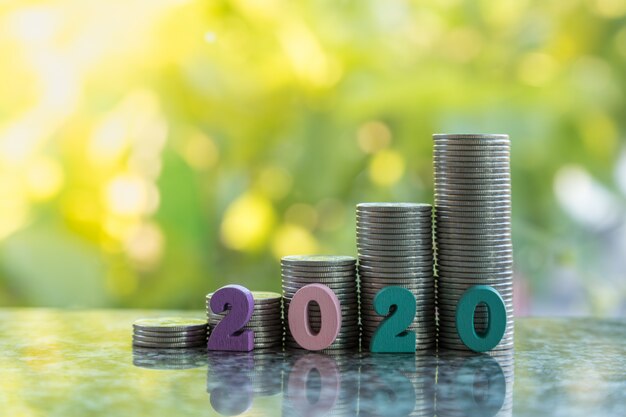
433,134,514,351
357,203,436,350
206,291,283,349
282,255,359,351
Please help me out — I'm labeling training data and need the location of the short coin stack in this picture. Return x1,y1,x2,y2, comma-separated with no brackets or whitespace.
357,203,436,350
282,255,359,351
433,134,514,351
132,317,208,349
206,291,283,349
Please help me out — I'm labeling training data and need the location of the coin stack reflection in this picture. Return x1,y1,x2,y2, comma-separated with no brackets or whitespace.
206,291,283,350
357,203,436,350
437,350,514,417
433,134,514,350
282,256,359,351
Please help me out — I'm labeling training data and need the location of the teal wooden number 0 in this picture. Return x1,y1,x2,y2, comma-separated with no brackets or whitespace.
456,285,507,352
371,286,417,353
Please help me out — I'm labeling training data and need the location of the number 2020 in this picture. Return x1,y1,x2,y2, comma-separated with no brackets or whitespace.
207,283,506,353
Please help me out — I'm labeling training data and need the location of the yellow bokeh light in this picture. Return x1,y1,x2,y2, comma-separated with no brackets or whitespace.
221,192,276,251
278,21,342,87
24,155,64,201
368,149,406,187
441,28,483,63
104,174,159,217
357,121,392,154
257,165,293,200
590,0,626,18
578,111,618,158
0,175,29,240
517,52,558,86
124,222,164,269
178,131,219,171
285,203,318,230
271,223,318,259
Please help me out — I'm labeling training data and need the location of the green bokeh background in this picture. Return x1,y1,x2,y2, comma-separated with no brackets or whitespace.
0,0,624,316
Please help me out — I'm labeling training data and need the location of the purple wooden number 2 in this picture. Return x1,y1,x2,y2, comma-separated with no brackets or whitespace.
207,285,255,352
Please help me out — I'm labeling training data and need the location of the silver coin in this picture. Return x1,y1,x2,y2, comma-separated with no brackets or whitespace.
280,262,357,270
434,206,512,214
133,334,207,343
281,274,357,282
356,222,432,232
281,255,356,266
356,202,432,212
358,247,433,256
435,212,511,221
359,266,433,274
133,328,208,338
433,133,509,140
433,185,512,195
357,217,431,226
356,230,433,239
133,340,207,348
133,317,208,333
360,256,434,265
433,154,510,162
357,237,433,247
434,226,511,236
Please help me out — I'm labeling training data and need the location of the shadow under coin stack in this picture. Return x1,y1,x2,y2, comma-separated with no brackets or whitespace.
206,291,283,350
433,134,514,351
132,317,208,349
282,255,359,351
357,203,436,350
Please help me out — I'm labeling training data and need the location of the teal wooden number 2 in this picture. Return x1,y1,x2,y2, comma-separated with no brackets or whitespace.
456,285,507,352
371,286,417,353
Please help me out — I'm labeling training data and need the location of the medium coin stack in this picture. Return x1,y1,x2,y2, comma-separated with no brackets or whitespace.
282,255,359,351
433,134,514,351
132,317,208,349
206,291,283,349
357,203,436,350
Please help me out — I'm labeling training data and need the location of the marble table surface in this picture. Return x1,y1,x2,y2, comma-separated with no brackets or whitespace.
0,309,624,417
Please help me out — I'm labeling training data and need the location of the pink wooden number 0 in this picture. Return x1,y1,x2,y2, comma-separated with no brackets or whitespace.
288,283,342,351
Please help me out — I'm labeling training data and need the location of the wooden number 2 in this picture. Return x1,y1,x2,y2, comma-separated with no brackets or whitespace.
371,286,417,353
207,284,255,352
288,284,342,351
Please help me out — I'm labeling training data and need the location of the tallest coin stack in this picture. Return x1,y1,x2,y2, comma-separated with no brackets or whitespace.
433,134,514,351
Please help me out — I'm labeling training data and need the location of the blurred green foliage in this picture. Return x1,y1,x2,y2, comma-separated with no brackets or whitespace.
0,0,624,315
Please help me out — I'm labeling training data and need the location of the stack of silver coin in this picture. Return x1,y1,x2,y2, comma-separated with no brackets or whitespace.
357,203,436,350
433,134,514,351
282,255,359,351
206,291,283,349
132,317,208,349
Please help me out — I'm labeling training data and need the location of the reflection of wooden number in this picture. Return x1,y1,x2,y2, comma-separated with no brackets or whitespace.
287,354,340,417
456,285,506,353
288,284,341,351
207,352,255,416
207,285,254,352
359,360,416,417
371,286,416,353
456,355,506,417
